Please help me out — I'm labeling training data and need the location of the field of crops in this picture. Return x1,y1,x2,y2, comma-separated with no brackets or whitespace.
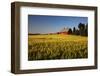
28,34,88,60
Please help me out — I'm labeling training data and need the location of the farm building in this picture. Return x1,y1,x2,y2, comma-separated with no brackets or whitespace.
57,27,69,35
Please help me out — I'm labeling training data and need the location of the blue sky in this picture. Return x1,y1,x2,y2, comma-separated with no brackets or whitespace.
28,15,88,34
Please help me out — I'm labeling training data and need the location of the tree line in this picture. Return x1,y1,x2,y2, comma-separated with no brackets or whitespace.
68,23,88,36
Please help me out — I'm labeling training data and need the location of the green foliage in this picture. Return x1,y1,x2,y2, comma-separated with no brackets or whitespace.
68,28,72,34
72,23,88,36
28,34,88,60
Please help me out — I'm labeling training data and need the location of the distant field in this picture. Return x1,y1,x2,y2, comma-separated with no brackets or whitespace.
28,34,88,60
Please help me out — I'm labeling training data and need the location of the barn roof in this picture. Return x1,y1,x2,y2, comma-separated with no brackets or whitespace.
60,27,69,32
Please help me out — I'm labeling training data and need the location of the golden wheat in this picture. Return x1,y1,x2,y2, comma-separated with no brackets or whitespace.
28,34,88,60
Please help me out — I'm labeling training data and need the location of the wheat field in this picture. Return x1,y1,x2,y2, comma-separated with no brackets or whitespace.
28,34,88,60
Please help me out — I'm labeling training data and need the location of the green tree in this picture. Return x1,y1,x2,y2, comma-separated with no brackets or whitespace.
75,29,79,35
73,27,76,35
68,28,72,34
85,24,88,36
78,23,85,36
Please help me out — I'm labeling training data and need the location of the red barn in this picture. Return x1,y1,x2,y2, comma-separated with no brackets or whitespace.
57,27,69,35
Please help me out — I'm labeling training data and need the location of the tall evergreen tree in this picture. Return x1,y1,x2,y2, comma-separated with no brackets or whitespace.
85,24,88,36
78,23,85,36
68,28,72,34
73,27,76,35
